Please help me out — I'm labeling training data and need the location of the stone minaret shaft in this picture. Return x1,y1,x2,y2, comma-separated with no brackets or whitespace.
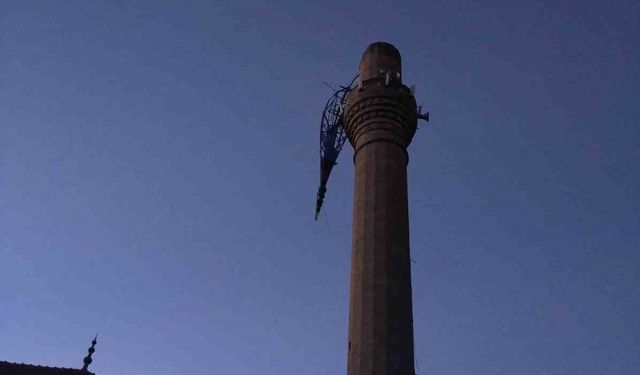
344,42,418,375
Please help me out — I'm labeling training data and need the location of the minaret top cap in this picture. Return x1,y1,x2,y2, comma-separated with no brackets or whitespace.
81,334,97,372
359,42,402,83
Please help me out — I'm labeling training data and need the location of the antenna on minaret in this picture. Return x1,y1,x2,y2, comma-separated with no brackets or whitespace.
81,334,98,372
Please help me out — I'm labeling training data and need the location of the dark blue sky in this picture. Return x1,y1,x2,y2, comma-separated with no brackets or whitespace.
1,1,638,374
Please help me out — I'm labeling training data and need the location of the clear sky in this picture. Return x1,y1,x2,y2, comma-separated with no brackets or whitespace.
1,1,638,374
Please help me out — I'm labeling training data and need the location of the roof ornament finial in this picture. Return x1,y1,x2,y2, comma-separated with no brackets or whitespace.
81,334,98,372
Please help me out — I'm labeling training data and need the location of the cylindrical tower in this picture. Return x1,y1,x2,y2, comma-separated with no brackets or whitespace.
344,42,418,375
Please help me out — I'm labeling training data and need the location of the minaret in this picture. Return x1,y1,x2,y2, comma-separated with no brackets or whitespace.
81,335,98,372
343,42,418,375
